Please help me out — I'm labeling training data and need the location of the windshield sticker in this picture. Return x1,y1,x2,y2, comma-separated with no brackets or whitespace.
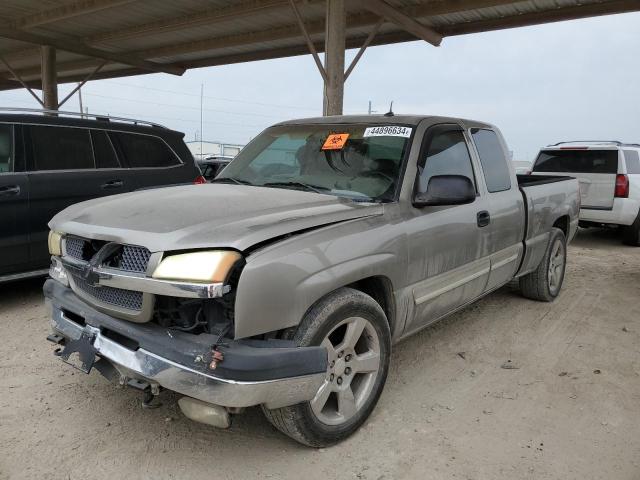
322,133,350,150
364,126,412,138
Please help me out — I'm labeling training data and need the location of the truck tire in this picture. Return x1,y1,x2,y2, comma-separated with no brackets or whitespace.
622,212,640,246
519,227,566,302
262,287,391,447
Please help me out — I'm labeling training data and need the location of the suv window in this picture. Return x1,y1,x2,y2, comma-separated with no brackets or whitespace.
109,132,180,168
418,129,475,193
471,129,511,193
0,124,12,173
91,130,120,169
533,149,618,174
623,150,640,174
30,126,94,171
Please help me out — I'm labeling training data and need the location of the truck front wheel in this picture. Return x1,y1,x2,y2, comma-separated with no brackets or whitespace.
262,287,391,447
519,227,567,302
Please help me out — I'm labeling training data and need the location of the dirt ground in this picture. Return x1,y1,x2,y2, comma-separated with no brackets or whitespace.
1,228,639,480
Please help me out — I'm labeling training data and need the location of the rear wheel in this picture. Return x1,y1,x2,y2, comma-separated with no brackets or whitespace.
622,212,640,246
262,288,391,447
520,227,566,302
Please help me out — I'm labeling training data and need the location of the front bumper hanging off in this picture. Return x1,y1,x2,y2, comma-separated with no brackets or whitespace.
44,279,327,409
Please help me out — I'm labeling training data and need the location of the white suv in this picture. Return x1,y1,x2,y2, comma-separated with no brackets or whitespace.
531,141,640,246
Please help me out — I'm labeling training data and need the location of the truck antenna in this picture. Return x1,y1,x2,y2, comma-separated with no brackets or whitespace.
384,101,394,117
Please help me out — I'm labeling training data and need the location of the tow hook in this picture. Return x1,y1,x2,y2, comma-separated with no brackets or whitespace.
119,375,162,409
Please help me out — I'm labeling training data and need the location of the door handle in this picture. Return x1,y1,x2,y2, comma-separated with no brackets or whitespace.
477,210,490,227
101,179,124,189
0,185,20,197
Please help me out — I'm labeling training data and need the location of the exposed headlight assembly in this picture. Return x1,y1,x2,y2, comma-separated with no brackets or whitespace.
152,251,242,284
48,231,63,256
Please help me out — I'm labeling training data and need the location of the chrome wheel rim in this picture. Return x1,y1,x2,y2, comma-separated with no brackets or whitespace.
310,316,381,426
548,238,565,294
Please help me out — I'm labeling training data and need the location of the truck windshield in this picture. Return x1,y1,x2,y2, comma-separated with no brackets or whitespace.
216,124,412,201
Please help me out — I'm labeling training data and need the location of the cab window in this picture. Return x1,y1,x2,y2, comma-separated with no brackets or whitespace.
418,129,476,194
471,129,511,192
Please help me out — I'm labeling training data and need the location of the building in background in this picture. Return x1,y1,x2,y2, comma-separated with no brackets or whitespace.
186,140,244,160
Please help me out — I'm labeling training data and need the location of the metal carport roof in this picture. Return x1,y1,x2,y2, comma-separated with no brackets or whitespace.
0,0,637,112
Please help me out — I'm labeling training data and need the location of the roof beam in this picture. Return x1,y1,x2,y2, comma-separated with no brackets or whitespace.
353,0,442,46
12,0,136,29
289,0,327,83
0,26,185,75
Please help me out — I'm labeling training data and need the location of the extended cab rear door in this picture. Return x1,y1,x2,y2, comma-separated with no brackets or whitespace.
532,148,619,210
469,128,525,291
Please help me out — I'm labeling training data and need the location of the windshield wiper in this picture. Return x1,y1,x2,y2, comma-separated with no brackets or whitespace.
262,181,329,194
212,177,253,186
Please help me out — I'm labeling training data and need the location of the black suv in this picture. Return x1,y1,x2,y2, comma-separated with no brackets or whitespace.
0,110,204,282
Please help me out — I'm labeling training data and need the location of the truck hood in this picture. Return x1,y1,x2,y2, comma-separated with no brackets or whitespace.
50,184,384,253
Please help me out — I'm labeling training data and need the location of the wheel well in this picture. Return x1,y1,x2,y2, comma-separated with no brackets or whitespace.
346,276,395,333
553,215,570,237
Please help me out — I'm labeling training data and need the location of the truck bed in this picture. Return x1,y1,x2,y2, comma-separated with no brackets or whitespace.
516,174,580,277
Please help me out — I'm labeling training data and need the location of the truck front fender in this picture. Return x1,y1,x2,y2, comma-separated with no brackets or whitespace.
232,219,407,339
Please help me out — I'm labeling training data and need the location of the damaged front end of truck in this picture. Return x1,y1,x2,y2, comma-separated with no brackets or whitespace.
45,232,327,428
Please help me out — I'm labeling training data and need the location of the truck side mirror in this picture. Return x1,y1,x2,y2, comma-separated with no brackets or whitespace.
413,175,476,207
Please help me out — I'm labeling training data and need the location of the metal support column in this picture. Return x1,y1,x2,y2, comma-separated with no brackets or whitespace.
41,45,58,110
323,0,345,116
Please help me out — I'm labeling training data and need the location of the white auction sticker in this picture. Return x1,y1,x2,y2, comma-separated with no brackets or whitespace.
363,126,412,138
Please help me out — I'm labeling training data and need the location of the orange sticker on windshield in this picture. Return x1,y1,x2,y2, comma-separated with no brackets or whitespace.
322,133,350,150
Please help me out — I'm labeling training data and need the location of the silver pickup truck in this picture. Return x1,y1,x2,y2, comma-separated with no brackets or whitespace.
45,115,579,447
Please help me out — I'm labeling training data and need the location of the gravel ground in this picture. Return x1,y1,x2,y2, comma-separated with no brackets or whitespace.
1,228,639,480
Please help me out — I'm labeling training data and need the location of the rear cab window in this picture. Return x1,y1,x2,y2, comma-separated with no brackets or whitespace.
471,128,511,193
533,149,619,174
109,132,181,168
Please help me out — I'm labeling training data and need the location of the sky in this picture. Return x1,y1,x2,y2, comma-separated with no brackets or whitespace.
1,11,639,162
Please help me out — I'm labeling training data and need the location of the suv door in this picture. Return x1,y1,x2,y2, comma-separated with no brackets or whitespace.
25,125,134,269
404,124,491,334
470,128,525,291
0,123,30,276
108,131,195,189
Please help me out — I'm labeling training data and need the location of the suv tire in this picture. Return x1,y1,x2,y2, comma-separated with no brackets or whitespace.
262,287,391,447
520,227,567,302
622,212,640,246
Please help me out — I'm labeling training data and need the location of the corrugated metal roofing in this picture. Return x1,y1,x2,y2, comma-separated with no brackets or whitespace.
0,0,637,90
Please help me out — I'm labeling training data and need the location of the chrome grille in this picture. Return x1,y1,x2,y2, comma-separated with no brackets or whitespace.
71,274,143,311
119,245,151,273
63,236,151,315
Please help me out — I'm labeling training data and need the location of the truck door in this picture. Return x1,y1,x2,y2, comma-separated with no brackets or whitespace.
404,124,491,334
0,123,30,276
470,128,525,291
